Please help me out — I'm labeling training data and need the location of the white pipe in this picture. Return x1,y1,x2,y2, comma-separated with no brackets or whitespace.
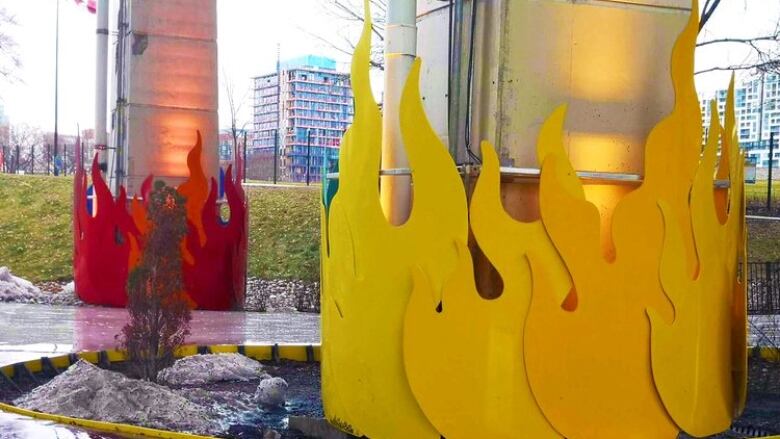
380,0,417,225
95,0,109,173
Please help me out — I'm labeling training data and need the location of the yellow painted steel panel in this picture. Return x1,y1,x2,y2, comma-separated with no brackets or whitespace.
50,355,71,370
24,360,42,373
648,101,743,435
78,352,99,364
106,349,128,362
208,345,238,354
277,346,308,362
243,346,273,361
320,4,467,437
523,5,706,437
175,345,199,358
403,142,564,438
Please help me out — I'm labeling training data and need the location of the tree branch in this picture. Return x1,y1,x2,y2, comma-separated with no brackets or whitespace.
699,0,722,32
697,35,779,47
695,60,780,75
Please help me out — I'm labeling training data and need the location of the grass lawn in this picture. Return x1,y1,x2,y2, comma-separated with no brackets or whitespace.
0,174,321,283
0,174,73,282
2,173,780,282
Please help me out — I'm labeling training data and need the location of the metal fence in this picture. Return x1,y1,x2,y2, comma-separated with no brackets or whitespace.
748,262,780,315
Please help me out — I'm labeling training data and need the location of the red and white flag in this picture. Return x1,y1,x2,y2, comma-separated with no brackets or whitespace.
74,0,97,14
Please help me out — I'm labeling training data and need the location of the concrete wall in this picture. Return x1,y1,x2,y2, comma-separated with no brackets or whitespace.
122,0,218,195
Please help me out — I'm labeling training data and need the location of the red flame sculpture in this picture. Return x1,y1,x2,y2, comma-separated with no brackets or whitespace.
73,133,248,310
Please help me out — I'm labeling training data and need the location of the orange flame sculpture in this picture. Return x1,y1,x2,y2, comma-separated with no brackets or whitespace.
321,0,747,437
73,132,248,310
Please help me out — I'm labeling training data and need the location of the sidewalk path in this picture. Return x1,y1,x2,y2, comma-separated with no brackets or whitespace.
0,303,320,366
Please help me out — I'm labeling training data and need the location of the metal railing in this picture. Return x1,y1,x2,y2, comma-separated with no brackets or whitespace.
748,262,780,315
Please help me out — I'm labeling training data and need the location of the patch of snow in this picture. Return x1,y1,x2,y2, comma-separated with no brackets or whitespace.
255,377,288,407
157,353,269,386
0,267,41,301
14,360,220,435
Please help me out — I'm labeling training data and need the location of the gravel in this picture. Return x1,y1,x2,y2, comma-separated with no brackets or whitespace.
245,278,320,313
0,268,318,313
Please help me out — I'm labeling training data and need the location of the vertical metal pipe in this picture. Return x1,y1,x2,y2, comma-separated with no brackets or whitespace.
95,0,109,172
112,0,128,194
380,0,417,225
449,0,465,163
53,0,60,176
273,129,278,184
243,130,247,183
306,129,312,186
768,132,775,212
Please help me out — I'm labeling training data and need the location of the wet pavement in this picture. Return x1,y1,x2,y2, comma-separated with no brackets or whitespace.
0,411,128,438
0,303,775,438
0,303,320,438
0,303,320,366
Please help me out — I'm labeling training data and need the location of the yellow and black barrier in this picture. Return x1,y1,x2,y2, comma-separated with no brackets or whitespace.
0,343,321,439
0,344,776,439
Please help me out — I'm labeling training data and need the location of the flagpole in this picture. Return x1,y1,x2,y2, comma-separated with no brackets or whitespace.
53,0,60,176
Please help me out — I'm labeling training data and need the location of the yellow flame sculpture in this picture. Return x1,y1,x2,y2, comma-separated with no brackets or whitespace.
320,4,467,437
403,140,569,438
321,0,747,437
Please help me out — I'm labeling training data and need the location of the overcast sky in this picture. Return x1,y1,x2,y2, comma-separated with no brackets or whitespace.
0,0,777,135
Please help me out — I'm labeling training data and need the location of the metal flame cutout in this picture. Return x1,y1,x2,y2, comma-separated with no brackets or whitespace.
73,133,248,310
320,5,467,435
322,0,746,437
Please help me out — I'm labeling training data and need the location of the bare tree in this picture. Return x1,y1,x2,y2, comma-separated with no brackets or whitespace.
222,68,250,161
10,124,43,173
0,6,20,82
697,1,780,76
298,0,386,70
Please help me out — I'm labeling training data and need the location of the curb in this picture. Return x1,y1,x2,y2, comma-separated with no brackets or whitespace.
0,343,321,439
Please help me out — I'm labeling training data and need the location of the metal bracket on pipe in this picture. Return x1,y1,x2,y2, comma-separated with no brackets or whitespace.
325,166,732,188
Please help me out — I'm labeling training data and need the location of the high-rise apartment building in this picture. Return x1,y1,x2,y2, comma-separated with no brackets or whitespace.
252,55,353,182
700,74,780,168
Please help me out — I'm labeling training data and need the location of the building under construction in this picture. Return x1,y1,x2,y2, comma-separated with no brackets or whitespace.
251,55,353,183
